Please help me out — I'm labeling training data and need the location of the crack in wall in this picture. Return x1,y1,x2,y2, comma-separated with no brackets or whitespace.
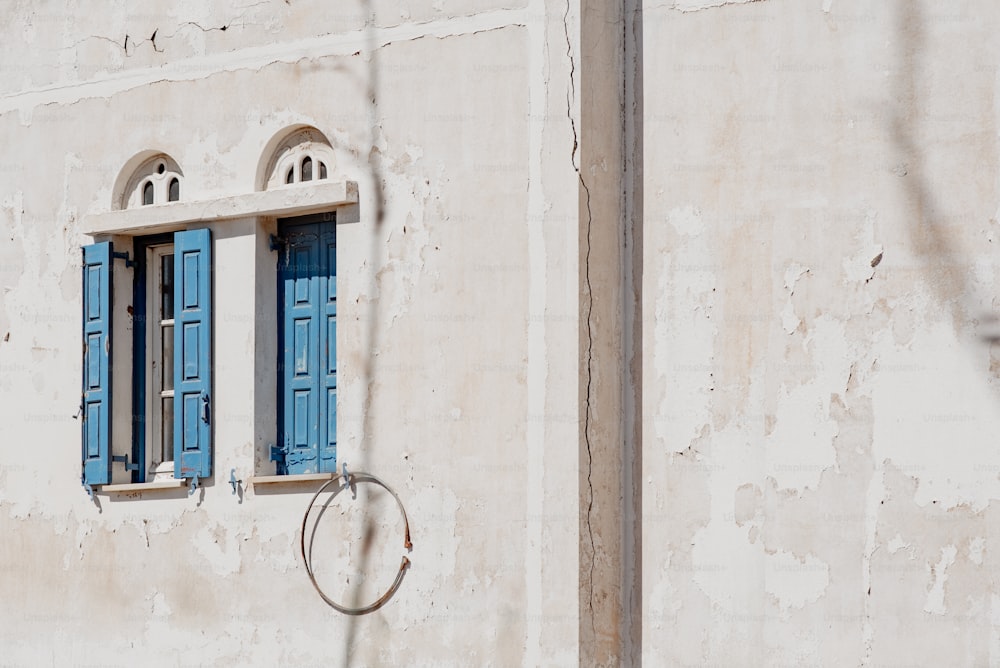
67,5,515,59
861,465,886,666
563,0,597,641
2,9,529,117
68,2,272,57
650,0,769,12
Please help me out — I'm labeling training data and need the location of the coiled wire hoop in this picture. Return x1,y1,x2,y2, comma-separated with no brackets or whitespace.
300,472,412,615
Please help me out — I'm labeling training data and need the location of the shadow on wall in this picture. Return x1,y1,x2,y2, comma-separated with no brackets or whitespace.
892,4,1000,367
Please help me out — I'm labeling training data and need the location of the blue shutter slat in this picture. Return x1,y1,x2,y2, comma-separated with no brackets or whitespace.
173,228,212,480
81,242,113,486
318,224,337,472
282,226,321,474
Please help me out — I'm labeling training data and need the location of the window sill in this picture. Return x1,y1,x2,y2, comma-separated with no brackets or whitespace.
83,180,358,235
250,473,336,487
99,479,189,493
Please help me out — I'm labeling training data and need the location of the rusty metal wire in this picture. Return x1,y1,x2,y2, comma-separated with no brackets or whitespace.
300,471,412,616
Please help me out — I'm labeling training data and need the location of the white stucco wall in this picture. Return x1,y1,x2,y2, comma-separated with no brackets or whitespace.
642,0,1000,665
0,2,583,665
4,0,999,665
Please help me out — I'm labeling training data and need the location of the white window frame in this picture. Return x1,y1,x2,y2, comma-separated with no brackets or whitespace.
146,243,176,479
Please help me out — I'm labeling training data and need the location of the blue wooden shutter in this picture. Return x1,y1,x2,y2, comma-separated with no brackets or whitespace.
277,218,337,475
281,225,322,474
318,223,337,472
173,229,212,480
81,242,113,485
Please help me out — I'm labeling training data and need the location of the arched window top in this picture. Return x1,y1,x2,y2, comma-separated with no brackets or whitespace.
115,152,184,209
258,126,336,191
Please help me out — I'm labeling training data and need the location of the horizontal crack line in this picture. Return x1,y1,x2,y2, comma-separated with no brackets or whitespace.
0,8,527,114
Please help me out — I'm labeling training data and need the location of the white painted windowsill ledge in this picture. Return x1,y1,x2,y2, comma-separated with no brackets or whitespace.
96,473,338,493
250,473,336,486
83,180,359,235
99,479,188,493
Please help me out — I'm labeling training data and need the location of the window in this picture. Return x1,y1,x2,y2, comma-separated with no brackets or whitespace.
260,127,335,190
270,213,337,475
144,242,176,480
80,229,213,488
83,129,357,491
279,156,329,186
120,155,183,209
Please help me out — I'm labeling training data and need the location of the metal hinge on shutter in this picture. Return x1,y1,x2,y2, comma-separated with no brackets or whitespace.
111,454,139,472
112,251,135,268
270,443,288,475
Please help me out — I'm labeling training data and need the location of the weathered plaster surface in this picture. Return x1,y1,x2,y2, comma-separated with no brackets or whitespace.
6,0,998,664
0,2,583,665
643,0,1000,665
0,9,531,123
0,3,529,99
578,0,618,663
661,0,767,12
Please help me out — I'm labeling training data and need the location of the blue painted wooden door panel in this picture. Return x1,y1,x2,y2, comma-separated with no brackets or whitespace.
81,242,113,485
173,229,212,479
279,220,336,474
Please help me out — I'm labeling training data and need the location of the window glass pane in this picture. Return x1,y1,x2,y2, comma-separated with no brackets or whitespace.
161,254,174,320
162,397,174,464
162,324,174,391
286,167,294,184
319,162,327,179
143,181,154,205
168,178,179,202
301,156,312,181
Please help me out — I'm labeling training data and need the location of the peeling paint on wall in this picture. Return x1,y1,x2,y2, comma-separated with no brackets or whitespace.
0,3,575,664
5,0,1000,664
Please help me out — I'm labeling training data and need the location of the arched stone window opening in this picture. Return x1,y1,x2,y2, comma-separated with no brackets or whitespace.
258,126,336,191
115,153,184,209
